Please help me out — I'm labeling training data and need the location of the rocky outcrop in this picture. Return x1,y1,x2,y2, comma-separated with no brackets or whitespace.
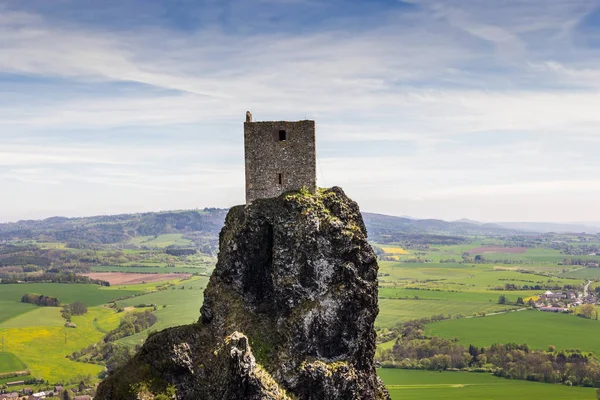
96,187,389,400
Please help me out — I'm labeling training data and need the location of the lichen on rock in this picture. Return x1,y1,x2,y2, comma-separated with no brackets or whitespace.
96,187,390,400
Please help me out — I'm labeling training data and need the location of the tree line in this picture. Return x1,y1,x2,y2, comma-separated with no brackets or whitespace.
61,301,88,321
377,320,600,387
103,311,158,343
1,272,109,286
21,293,60,307
69,310,158,372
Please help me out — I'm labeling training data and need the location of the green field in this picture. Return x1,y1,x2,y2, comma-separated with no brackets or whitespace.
560,267,600,280
91,265,208,274
0,280,171,382
377,299,518,328
378,261,580,292
376,275,541,328
0,375,33,387
0,283,146,316
378,369,595,399
0,232,595,389
128,234,192,247
379,288,537,302
0,307,65,330
427,310,600,355
116,276,210,346
0,353,27,373
0,276,210,381
0,306,121,382
0,300,37,326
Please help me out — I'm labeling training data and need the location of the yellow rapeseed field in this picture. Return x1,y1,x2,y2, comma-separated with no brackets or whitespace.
381,246,409,255
0,306,121,382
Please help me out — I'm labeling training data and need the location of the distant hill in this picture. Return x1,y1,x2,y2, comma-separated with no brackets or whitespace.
454,218,485,225
7,208,594,250
452,218,600,234
361,213,518,243
494,222,600,234
0,209,228,246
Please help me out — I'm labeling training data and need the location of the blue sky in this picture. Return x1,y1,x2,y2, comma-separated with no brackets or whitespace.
2,0,600,222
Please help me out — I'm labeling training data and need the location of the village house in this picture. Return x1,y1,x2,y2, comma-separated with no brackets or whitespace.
541,291,567,300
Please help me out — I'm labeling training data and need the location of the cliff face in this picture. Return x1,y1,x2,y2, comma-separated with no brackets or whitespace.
96,187,389,400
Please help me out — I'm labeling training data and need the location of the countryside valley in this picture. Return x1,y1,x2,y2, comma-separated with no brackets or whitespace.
2,209,600,399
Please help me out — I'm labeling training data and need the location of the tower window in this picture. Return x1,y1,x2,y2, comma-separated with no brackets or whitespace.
278,130,287,141
277,173,283,185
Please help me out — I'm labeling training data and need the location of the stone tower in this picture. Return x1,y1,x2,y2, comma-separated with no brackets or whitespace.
244,111,317,203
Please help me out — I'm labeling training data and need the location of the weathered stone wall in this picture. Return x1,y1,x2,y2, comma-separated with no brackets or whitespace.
244,120,316,203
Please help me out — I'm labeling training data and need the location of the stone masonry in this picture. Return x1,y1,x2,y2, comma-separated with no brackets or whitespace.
244,111,317,203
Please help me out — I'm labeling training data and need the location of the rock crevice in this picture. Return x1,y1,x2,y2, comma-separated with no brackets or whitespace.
96,187,389,400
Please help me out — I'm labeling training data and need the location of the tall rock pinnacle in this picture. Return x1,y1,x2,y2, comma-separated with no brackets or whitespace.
96,187,390,399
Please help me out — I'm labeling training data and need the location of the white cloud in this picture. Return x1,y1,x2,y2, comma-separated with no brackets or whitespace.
1,0,600,221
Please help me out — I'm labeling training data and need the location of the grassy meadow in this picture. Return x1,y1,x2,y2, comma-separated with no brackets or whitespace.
377,298,517,328
117,276,209,346
0,353,27,373
427,310,600,355
0,301,37,326
128,234,192,247
0,375,33,386
1,230,598,394
378,369,595,399
0,306,121,382
0,283,146,313
374,258,571,328
560,267,600,280
91,265,209,274
373,237,600,397
0,273,200,382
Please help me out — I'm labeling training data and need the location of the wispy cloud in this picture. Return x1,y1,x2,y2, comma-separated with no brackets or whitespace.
1,0,600,221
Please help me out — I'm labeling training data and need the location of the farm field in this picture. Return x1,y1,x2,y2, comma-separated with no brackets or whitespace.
128,234,192,247
0,300,36,325
560,267,600,280
379,287,537,302
378,369,595,399
0,306,121,382
0,353,27,373
427,310,600,355
469,246,527,253
0,307,64,329
83,272,192,285
377,298,518,328
374,255,583,327
378,261,580,290
377,243,578,266
0,283,146,311
380,246,409,255
90,265,209,274
3,219,600,390
0,375,33,387
116,276,209,346
0,272,204,382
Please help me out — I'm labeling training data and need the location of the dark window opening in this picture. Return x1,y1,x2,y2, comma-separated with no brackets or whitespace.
278,130,287,141
278,173,283,185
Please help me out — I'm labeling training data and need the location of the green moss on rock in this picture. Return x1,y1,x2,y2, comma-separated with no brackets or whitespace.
97,187,389,400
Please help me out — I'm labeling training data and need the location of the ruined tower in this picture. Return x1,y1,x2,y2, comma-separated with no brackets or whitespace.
244,111,317,203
